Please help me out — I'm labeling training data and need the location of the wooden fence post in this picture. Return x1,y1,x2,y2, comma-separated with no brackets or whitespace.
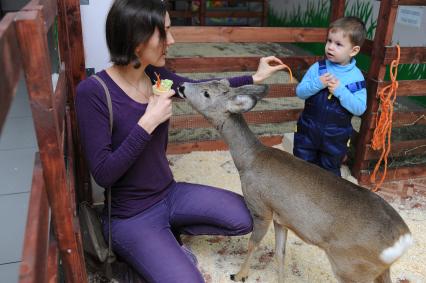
14,9,88,282
330,0,346,22
352,1,399,179
57,0,92,203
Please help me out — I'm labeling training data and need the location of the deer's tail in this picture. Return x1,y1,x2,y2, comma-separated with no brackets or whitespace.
379,233,413,264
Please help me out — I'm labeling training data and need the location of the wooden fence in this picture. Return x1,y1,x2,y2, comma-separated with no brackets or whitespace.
166,0,426,185
0,0,424,282
0,0,89,282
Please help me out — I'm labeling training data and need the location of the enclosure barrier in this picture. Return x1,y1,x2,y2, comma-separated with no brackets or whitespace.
352,0,426,184
168,0,269,26
0,10,56,283
0,0,90,282
167,0,426,186
3,0,425,282
165,0,348,153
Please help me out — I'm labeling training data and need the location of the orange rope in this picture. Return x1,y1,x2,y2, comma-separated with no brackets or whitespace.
370,45,400,192
282,64,293,83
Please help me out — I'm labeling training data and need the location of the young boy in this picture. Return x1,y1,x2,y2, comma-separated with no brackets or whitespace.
293,16,367,176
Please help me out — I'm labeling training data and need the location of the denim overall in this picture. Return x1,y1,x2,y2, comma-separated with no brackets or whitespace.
293,60,365,176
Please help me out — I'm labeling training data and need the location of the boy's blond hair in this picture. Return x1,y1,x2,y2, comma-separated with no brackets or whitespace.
329,16,366,47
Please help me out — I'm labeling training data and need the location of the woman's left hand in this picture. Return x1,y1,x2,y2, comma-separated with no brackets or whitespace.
252,56,288,84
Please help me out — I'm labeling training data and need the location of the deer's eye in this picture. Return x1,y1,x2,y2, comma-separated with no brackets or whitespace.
204,91,210,98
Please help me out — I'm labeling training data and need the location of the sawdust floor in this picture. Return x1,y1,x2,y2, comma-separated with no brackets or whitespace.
168,146,426,283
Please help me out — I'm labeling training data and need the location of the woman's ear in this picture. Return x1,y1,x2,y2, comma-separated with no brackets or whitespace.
135,42,145,57
350,45,361,57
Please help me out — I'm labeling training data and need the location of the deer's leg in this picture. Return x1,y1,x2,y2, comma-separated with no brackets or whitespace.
230,208,272,282
374,268,391,283
273,220,288,283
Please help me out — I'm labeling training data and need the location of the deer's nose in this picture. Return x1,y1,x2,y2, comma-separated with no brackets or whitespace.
178,85,186,98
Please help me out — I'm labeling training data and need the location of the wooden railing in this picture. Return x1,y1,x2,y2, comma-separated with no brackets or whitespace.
166,0,346,154
167,0,426,185
0,13,21,134
169,0,268,26
0,10,56,283
3,0,424,282
1,0,90,282
352,1,426,184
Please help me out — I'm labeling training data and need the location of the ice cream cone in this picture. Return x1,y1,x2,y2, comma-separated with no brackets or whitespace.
153,79,173,96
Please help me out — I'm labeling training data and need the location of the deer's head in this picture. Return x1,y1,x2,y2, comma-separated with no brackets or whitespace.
178,80,268,122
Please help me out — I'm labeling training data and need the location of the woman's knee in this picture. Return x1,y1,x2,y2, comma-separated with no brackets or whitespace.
225,195,253,235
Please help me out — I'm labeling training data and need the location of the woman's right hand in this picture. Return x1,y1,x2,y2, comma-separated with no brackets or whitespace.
138,90,174,134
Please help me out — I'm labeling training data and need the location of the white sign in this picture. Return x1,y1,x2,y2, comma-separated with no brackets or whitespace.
397,7,423,28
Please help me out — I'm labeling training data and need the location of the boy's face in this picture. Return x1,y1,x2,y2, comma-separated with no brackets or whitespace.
325,28,360,65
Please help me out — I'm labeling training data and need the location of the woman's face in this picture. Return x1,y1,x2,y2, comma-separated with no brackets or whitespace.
139,12,175,67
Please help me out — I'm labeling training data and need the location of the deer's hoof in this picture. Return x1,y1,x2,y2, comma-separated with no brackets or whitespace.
230,274,247,282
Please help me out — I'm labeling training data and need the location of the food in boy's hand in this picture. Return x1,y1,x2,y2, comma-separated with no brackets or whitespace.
152,72,173,95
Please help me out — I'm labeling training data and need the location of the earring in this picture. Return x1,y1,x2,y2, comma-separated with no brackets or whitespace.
132,57,141,69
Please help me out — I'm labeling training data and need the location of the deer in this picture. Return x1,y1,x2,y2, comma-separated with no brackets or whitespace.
177,80,413,283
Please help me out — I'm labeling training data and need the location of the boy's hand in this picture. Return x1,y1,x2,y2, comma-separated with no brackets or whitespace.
328,77,340,94
320,73,333,87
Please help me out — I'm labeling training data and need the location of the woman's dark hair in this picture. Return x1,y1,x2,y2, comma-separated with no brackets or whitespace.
106,0,168,68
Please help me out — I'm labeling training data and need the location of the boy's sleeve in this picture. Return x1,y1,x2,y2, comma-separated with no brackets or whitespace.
296,62,325,99
333,76,367,116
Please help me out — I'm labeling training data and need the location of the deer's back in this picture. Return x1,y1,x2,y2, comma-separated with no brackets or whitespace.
240,146,410,248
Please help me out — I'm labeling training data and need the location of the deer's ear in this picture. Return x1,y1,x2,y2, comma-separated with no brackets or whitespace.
227,95,257,113
234,84,269,99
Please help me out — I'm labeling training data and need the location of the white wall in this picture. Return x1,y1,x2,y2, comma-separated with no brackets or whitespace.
269,0,426,47
80,0,114,73
80,0,425,72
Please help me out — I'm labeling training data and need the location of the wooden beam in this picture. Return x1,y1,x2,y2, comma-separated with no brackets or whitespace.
360,39,373,56
262,0,268,26
169,10,198,19
204,11,263,18
392,111,426,127
167,135,283,154
15,10,88,283
58,0,92,202
47,227,59,283
54,65,67,137
171,26,328,43
384,46,426,65
171,109,301,129
0,13,21,134
378,79,426,97
65,106,77,214
267,84,297,98
390,0,426,5
166,56,322,73
358,164,426,185
22,0,57,31
330,0,346,22
353,1,399,179
364,139,426,159
19,155,49,283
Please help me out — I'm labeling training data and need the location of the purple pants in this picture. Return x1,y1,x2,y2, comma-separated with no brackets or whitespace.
103,182,253,283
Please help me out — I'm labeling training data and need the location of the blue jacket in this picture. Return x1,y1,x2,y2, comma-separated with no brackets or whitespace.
296,59,367,118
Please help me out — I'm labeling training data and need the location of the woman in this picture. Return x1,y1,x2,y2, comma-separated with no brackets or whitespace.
75,0,286,282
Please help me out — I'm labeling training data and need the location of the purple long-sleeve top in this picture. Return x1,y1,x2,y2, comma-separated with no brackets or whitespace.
75,65,253,218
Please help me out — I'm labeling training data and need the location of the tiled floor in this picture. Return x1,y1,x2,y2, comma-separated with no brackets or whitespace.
0,76,37,283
